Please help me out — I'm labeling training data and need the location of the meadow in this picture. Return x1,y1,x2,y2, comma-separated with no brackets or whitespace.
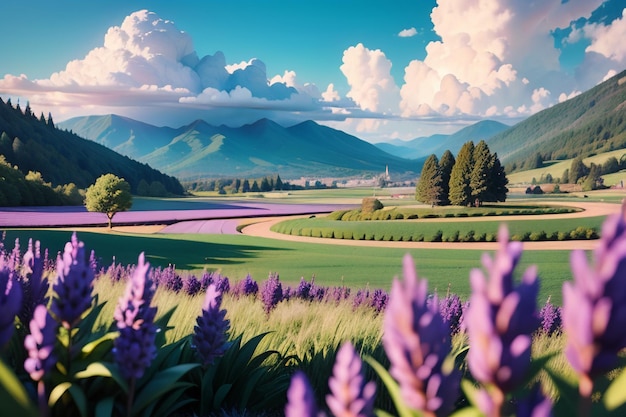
2,228,573,304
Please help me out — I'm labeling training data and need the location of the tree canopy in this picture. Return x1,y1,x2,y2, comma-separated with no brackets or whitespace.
85,174,132,228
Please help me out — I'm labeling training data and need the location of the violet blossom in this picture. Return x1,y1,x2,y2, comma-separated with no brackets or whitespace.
192,284,230,366
19,239,48,326
285,371,318,417
466,225,539,409
0,259,22,347
113,252,157,380
326,341,376,417
260,272,283,315
382,254,460,417
50,233,95,328
24,304,58,381
562,204,626,396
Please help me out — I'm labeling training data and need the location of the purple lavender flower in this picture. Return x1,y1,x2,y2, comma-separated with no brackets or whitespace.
383,254,460,416
466,225,539,403
296,277,313,301
260,272,283,315
369,288,388,314
24,304,58,381
439,293,464,335
50,233,95,328
19,239,48,326
114,252,157,380
184,275,202,296
326,342,376,417
200,271,214,291
538,297,561,336
232,274,258,298
193,284,230,366
0,259,22,347
214,274,230,294
352,289,370,310
285,371,318,417
562,206,626,396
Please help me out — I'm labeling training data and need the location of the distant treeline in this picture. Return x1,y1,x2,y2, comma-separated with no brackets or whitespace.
185,174,335,194
0,97,184,201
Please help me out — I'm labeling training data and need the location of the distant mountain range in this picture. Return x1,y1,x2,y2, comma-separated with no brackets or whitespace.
59,116,422,180
375,120,509,159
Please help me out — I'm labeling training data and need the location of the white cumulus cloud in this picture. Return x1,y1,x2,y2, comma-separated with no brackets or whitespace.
398,27,418,37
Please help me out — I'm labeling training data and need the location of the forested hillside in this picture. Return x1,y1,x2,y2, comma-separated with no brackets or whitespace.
0,98,184,196
489,69,626,171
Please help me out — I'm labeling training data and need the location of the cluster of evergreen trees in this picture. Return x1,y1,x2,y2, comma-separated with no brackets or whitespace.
416,140,508,206
187,175,286,194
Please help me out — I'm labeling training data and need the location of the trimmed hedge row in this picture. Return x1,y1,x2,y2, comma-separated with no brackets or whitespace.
335,206,578,221
271,219,599,243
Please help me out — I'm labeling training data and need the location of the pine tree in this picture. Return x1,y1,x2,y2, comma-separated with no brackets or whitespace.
242,179,250,193
487,152,508,202
470,140,491,206
47,112,55,128
275,175,283,191
448,141,474,206
416,154,443,206
438,150,455,206
251,180,260,192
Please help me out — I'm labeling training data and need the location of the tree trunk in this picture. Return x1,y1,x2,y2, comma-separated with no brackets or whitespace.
107,213,113,229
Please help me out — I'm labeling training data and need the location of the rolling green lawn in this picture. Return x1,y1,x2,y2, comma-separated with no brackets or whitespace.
4,228,574,304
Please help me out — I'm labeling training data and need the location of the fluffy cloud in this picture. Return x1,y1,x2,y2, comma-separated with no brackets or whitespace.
0,9,325,127
399,0,611,120
584,9,626,62
398,27,418,38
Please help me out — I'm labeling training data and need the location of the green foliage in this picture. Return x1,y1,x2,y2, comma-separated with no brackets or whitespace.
361,197,384,213
448,141,475,206
85,174,133,228
416,154,444,206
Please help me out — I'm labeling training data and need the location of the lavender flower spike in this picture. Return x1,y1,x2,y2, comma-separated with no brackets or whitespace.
0,261,22,347
383,254,460,417
326,341,376,417
562,202,626,396
466,225,539,401
285,371,318,417
114,252,157,380
50,233,95,328
24,304,58,381
193,284,230,366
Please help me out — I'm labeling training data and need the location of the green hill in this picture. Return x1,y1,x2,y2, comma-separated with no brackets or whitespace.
0,98,184,195
489,69,626,171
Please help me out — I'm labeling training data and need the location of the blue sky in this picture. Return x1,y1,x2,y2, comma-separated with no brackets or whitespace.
0,1,624,142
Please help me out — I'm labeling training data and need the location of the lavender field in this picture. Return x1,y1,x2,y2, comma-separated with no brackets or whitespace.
1,200,626,416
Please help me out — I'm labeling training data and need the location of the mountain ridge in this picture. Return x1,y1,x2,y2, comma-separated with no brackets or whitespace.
61,116,421,180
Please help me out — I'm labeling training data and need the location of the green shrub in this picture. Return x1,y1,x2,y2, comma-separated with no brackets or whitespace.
343,231,353,240
425,230,443,242
485,233,497,242
557,231,569,241
361,197,384,213
394,213,404,220
412,234,424,242
461,230,475,242
327,210,350,221
529,231,547,241
407,214,419,219
301,227,312,237
476,232,487,242
444,231,459,242
322,229,334,238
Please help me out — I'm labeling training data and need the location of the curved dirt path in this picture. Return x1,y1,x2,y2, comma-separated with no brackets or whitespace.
240,201,623,251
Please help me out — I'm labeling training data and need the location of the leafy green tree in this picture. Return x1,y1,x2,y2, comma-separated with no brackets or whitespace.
438,150,455,206
449,141,474,206
470,140,491,206
570,156,589,184
416,154,443,206
602,156,619,175
561,168,570,184
85,174,132,228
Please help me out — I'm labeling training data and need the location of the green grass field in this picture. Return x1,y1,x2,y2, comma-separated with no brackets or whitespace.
4,227,574,304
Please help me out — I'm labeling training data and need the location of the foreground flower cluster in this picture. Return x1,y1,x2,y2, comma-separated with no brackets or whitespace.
0,203,625,416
